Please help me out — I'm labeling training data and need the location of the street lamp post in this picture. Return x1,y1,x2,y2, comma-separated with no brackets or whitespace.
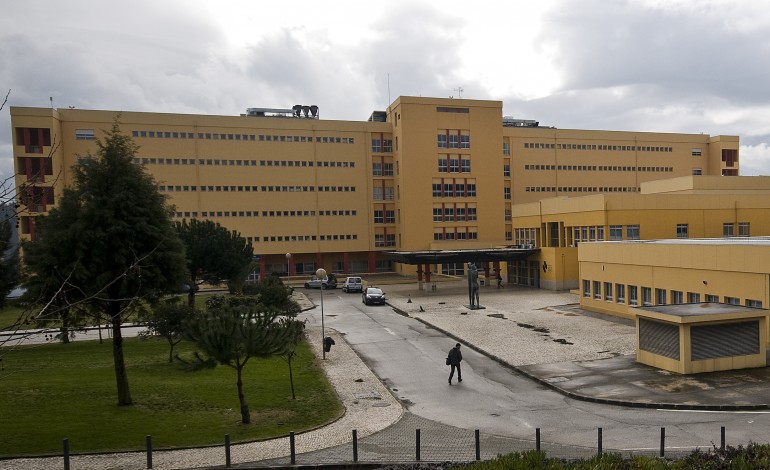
285,253,292,278
316,267,327,360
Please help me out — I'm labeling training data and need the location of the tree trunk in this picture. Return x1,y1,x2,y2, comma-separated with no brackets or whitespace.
60,308,70,344
236,363,250,424
288,353,296,400
108,302,133,406
167,338,174,363
187,274,198,307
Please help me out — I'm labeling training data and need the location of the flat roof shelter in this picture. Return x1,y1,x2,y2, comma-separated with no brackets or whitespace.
385,247,539,288
636,303,767,374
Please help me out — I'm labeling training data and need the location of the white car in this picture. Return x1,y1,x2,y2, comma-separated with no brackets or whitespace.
342,276,363,293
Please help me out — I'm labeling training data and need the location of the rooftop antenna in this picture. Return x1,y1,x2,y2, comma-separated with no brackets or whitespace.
49,96,53,108
453,87,464,98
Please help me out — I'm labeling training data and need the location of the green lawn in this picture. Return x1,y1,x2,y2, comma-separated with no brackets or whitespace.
0,301,29,332
0,336,342,456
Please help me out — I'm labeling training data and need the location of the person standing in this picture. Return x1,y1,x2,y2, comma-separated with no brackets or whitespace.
447,343,463,384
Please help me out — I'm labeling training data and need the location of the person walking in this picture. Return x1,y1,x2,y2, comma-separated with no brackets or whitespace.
497,273,503,288
447,343,463,384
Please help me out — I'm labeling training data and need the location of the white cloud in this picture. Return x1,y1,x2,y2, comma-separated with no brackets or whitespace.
2,0,770,187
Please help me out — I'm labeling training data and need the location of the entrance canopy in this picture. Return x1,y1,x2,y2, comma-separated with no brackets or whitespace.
383,247,538,265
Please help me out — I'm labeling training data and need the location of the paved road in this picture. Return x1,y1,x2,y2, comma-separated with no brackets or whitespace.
296,284,770,461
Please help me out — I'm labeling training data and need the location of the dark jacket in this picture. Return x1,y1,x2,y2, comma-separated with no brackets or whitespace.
448,346,463,365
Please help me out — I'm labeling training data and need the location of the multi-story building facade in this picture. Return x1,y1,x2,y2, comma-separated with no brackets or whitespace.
10,97,739,280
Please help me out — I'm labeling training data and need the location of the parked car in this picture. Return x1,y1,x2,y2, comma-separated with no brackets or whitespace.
304,273,337,289
362,287,385,305
342,276,364,293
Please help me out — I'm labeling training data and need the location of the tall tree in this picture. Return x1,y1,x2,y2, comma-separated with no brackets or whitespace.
175,219,253,306
23,120,188,405
182,302,305,424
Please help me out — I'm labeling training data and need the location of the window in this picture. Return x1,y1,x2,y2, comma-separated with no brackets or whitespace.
593,281,601,300
692,168,702,176
671,290,683,304
604,282,612,301
503,164,510,177
616,284,625,304
460,134,470,149
627,225,640,240
628,286,638,306
433,207,443,222
676,224,688,239
655,288,667,305
705,294,719,302
746,299,763,308
373,210,384,224
438,158,448,173
583,280,591,298
385,210,395,223
691,148,702,156
725,296,740,305
461,158,471,173
504,188,511,200
687,292,700,303
383,163,394,176
503,142,510,156
383,139,393,152
723,223,734,237
372,162,383,176
75,129,96,140
437,133,447,148
609,225,622,241
642,287,652,306
739,222,750,237
449,134,459,149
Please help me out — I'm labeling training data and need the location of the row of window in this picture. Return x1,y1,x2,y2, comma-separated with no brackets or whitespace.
525,164,674,172
372,187,395,200
372,162,394,176
135,157,355,168
525,142,675,153
437,131,471,149
374,233,397,247
432,180,478,197
572,225,641,242
525,186,639,193
371,139,393,152
373,210,396,224
514,228,538,246
433,228,479,240
131,129,356,144
438,157,472,173
676,222,751,238
173,210,358,218
583,280,762,308
160,185,357,193
245,234,359,243
432,205,479,222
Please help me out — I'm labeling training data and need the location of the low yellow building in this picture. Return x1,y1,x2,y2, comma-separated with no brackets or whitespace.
510,176,770,291
579,237,770,319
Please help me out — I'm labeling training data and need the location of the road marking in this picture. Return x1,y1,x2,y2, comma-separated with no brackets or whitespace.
383,327,396,336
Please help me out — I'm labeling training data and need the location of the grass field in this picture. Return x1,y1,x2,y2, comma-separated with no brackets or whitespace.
0,335,342,456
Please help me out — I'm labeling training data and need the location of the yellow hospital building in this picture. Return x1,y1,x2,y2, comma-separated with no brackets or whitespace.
11,96,746,285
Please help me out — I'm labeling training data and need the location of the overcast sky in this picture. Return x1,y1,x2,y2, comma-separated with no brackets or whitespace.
2,0,770,190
